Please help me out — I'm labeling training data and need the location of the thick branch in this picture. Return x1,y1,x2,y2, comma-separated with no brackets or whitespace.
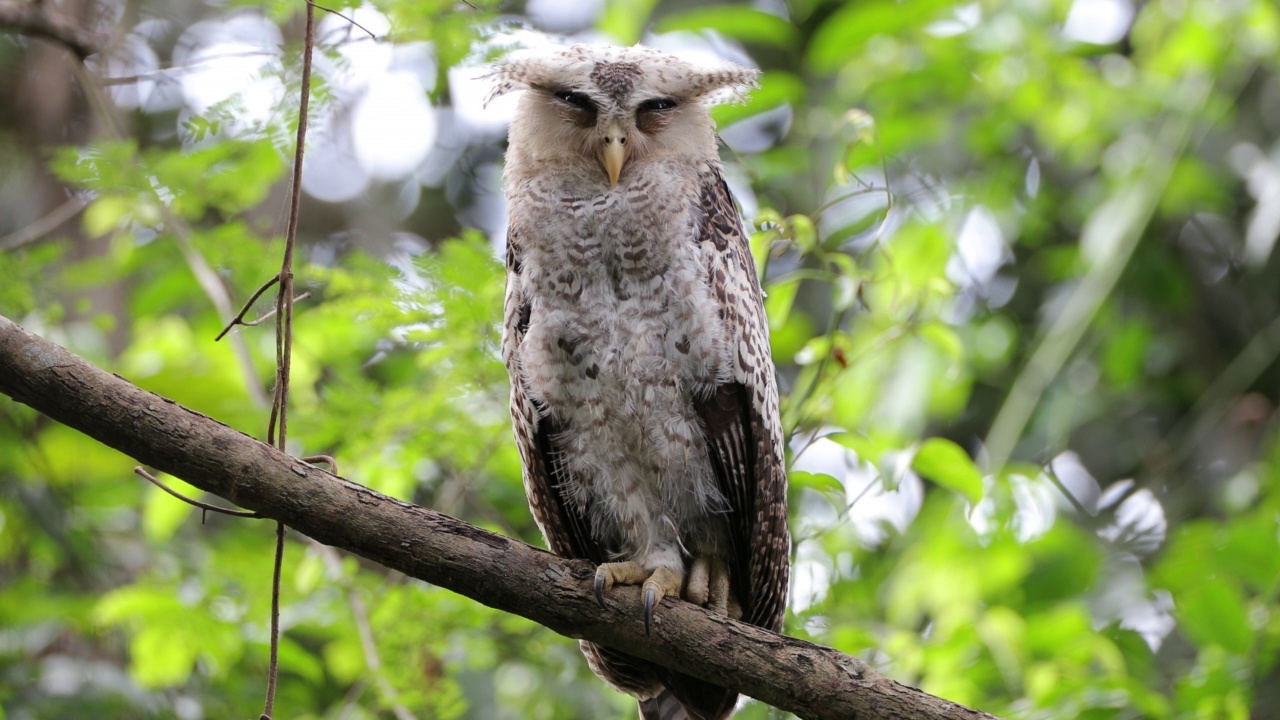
0,0,106,59
0,313,1001,720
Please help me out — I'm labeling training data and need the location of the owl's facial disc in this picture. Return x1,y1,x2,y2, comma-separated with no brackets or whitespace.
600,119,628,188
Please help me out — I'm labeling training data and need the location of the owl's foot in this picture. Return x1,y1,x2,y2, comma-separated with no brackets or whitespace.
593,562,684,634
685,555,732,615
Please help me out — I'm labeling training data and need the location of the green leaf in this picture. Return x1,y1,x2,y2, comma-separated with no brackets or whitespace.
919,322,964,366
1101,319,1152,388
826,431,886,465
790,470,845,496
656,8,799,48
764,277,801,333
599,0,659,44
1022,525,1103,606
712,71,804,127
83,196,132,238
807,0,951,73
278,635,326,684
131,623,200,687
1177,580,1252,655
324,634,367,684
911,438,982,503
1220,516,1280,593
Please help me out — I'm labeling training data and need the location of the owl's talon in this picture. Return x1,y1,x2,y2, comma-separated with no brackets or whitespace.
593,560,648,611
594,561,682,633
639,566,681,635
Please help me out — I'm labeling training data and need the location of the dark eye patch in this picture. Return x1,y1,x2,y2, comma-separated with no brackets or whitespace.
638,97,678,113
554,90,597,112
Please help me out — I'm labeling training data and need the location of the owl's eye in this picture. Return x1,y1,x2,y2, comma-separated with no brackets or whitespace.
638,97,678,113
554,90,596,112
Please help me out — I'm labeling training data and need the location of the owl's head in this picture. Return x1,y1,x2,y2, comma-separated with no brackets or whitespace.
490,44,757,188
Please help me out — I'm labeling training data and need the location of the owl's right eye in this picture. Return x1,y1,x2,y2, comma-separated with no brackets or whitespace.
554,90,596,112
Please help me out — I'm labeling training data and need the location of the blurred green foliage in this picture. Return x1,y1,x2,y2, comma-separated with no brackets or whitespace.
3,0,1280,718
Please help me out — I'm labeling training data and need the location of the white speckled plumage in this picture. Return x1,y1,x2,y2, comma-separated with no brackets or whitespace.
493,43,789,720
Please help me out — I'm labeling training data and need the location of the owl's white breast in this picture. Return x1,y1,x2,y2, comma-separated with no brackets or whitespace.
509,158,731,555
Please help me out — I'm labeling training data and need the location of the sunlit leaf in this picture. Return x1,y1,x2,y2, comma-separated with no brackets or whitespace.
910,438,982,503
807,0,951,73
82,196,131,238
712,71,804,127
790,470,845,496
656,8,798,47
131,623,200,687
599,0,659,43
919,322,964,366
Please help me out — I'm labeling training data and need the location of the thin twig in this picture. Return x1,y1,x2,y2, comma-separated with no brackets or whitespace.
261,3,317,717
0,194,90,250
100,50,280,86
216,275,281,341
1042,460,1093,520
1160,313,1280,467
260,521,286,720
237,292,312,330
267,0,315,450
306,0,378,40
134,467,261,518
301,454,338,474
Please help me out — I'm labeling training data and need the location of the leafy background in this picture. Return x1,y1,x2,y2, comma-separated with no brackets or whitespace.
3,0,1280,718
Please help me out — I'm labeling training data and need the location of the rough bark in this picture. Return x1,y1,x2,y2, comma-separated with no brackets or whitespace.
0,313,1002,720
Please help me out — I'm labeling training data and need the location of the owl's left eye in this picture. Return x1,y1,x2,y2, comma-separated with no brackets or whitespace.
554,90,596,112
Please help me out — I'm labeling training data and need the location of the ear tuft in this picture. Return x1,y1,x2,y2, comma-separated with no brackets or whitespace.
484,58,526,108
698,65,760,106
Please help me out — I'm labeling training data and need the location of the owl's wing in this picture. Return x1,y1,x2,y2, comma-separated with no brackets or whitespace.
692,168,790,634
502,228,602,565
649,167,791,720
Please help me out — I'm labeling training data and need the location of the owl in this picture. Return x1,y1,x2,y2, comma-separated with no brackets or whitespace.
491,43,790,720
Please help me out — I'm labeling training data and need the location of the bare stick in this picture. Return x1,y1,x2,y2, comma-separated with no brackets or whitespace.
240,293,311,328
134,467,261,518
0,194,89,250
261,3,317,717
216,275,281,341
259,521,286,720
301,454,338,474
307,0,378,40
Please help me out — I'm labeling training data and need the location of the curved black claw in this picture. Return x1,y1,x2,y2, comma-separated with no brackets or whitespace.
594,574,607,609
643,587,656,635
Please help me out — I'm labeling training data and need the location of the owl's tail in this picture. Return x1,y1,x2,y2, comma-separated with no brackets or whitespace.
639,690,687,720
639,684,737,720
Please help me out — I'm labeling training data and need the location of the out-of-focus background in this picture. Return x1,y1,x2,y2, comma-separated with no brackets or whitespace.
2,0,1279,718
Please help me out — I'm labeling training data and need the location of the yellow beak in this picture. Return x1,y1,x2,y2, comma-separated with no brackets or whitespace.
601,120,627,188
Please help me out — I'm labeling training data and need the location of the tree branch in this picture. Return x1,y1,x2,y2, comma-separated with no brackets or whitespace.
0,313,1002,720
0,0,107,60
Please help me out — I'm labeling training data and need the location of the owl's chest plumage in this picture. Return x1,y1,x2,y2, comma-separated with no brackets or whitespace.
508,161,730,556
